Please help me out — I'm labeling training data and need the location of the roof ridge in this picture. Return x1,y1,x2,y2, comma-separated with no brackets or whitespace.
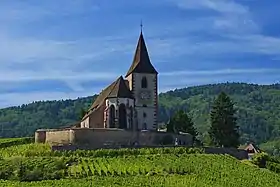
108,76,122,97
125,32,157,77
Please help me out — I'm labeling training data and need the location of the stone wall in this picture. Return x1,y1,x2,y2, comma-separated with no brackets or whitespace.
35,130,46,143
35,129,74,145
35,128,193,148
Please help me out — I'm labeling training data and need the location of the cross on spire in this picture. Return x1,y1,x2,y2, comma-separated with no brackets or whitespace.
140,20,143,33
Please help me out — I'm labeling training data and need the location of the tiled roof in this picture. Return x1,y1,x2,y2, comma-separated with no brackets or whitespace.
87,76,133,113
108,76,133,99
125,32,158,77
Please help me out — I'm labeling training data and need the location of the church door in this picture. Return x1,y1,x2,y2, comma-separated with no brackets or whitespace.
109,105,115,128
118,104,127,129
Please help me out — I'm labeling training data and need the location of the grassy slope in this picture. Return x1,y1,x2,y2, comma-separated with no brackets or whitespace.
0,138,280,187
0,154,280,187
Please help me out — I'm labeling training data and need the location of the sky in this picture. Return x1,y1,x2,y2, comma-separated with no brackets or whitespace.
0,0,279,108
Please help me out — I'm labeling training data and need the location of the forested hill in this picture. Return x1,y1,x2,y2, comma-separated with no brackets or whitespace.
0,82,280,144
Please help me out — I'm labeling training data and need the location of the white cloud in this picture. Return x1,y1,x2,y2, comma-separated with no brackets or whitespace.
172,0,249,14
0,69,120,83
169,0,259,34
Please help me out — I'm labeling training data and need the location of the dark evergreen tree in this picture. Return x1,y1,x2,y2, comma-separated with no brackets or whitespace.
209,92,240,148
166,119,175,133
168,110,198,143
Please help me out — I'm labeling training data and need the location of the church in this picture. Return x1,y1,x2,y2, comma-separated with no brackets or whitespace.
80,30,158,131
35,29,193,148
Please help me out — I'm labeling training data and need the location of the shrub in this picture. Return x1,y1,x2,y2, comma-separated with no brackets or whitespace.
251,152,269,168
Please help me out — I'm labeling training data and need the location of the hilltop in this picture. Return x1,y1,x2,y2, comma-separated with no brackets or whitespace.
0,82,279,145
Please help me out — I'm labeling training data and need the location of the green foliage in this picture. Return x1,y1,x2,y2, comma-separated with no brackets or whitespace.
166,121,175,133
260,139,280,156
240,160,258,167
251,152,269,168
0,96,95,138
79,108,87,120
266,161,280,173
168,110,198,137
249,152,280,175
0,83,279,145
209,92,240,148
1,155,280,186
159,83,280,145
0,157,70,181
1,142,280,186
0,144,203,158
0,137,33,148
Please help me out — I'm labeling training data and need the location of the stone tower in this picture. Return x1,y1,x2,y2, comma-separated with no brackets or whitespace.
125,31,158,131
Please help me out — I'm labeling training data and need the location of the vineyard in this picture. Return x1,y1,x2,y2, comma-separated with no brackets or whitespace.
0,138,280,187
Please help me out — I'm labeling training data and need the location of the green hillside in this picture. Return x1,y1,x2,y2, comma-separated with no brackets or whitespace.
0,82,280,144
1,155,280,187
0,138,280,187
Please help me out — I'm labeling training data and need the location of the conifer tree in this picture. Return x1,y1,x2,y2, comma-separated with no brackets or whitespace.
166,118,175,133
209,92,240,148
168,110,198,142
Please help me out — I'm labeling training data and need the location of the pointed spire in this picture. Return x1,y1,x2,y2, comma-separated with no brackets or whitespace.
125,28,158,77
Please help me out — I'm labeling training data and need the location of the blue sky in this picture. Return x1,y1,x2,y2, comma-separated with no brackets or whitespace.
0,0,279,107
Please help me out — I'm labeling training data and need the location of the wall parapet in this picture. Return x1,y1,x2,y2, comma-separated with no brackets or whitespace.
35,128,193,147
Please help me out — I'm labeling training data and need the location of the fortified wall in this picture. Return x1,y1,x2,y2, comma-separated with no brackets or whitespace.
35,128,193,148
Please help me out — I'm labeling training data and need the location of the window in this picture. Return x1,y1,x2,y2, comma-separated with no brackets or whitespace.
141,77,147,88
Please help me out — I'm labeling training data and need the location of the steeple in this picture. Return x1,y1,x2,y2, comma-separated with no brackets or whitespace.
125,27,158,77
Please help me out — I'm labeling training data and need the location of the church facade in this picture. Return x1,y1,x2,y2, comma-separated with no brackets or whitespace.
81,31,158,131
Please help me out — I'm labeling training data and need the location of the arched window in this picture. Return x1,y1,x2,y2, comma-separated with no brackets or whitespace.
141,77,147,88
129,106,133,130
109,105,115,128
119,104,127,129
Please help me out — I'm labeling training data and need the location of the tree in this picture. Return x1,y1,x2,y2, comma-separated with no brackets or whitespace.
167,110,198,143
166,119,175,133
79,108,87,120
209,92,240,148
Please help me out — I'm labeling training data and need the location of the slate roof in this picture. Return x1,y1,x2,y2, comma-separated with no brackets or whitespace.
125,32,158,77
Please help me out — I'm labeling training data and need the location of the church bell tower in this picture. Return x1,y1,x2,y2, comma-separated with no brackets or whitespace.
125,28,158,131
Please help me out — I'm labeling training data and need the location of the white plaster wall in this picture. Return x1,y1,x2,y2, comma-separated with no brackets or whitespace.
106,98,134,108
128,73,158,130
136,107,155,130
80,117,89,128
133,73,156,107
